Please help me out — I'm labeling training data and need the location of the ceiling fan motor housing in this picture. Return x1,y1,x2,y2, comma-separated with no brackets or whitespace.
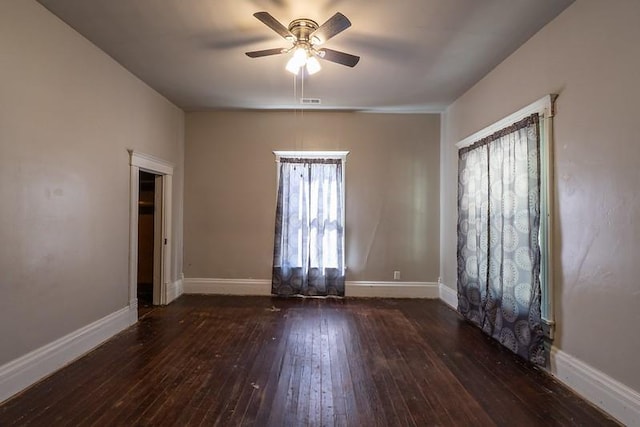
288,19,320,45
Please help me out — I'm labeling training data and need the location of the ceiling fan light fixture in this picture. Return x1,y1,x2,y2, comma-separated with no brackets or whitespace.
286,47,315,75
247,11,360,74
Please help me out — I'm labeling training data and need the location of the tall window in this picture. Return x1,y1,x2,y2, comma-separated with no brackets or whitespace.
456,95,555,364
271,152,347,297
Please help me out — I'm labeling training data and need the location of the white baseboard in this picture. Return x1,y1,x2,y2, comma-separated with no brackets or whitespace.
128,298,138,323
0,305,136,404
550,346,640,426
438,283,458,309
183,278,439,299
167,278,184,303
183,278,271,296
345,281,438,298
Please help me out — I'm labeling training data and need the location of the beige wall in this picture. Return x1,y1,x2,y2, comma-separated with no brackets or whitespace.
0,1,184,365
185,111,439,283
441,0,640,391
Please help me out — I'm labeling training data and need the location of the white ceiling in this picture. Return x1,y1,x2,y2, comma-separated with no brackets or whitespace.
37,0,573,112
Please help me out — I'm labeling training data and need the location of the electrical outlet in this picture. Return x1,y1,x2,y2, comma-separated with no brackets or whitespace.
393,270,401,280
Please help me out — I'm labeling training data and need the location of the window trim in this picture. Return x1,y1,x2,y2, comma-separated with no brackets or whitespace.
455,95,557,339
273,150,349,161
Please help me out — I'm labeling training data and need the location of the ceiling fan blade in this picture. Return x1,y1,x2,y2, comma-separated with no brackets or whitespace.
318,48,360,67
253,12,294,40
245,48,287,58
310,12,351,44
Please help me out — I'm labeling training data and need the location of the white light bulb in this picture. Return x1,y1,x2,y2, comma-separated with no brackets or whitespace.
306,56,321,75
285,57,301,75
292,47,308,67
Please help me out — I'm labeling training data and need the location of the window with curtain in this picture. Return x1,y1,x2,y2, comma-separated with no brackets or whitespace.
271,154,346,297
457,114,545,365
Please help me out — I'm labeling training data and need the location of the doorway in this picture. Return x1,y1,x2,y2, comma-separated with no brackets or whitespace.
137,171,162,314
128,150,174,320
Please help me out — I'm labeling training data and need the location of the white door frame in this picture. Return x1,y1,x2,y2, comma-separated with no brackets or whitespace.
128,150,173,313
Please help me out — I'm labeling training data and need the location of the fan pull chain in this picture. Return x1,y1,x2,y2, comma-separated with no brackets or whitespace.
291,70,306,148
293,72,298,148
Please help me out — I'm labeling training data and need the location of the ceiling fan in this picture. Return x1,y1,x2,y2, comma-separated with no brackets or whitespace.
245,12,360,75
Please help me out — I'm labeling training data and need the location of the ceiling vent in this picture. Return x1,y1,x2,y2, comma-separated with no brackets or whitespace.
301,98,321,105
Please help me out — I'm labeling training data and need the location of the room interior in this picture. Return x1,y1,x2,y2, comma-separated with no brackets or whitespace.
1,0,639,425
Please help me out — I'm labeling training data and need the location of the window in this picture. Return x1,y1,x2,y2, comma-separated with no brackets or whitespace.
456,95,555,363
271,151,348,297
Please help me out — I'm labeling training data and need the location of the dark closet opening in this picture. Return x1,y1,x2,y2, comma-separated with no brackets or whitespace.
137,170,156,312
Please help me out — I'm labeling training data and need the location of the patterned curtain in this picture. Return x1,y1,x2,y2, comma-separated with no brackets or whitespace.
272,158,345,296
457,115,544,364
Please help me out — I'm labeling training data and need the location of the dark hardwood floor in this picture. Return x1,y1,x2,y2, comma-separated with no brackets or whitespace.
0,295,618,426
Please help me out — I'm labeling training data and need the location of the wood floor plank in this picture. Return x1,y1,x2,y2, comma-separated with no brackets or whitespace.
356,308,418,426
88,307,220,426
382,306,495,426
173,309,253,425
340,306,390,426
0,295,620,427
199,308,267,426
319,313,335,426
